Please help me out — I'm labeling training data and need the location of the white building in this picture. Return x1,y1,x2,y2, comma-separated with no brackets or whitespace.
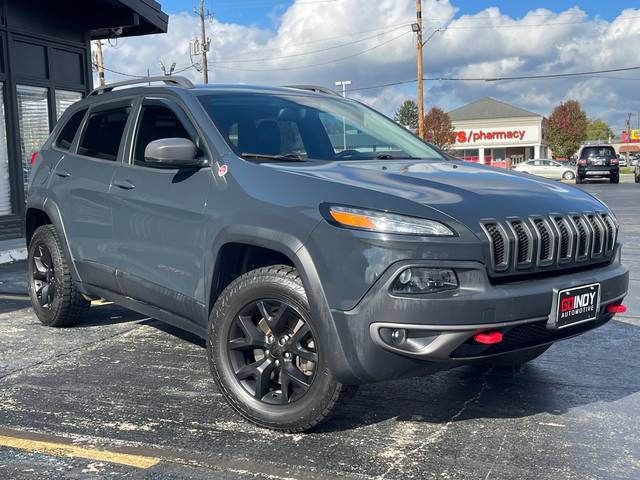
448,97,548,168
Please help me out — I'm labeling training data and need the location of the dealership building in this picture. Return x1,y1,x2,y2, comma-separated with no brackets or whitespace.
448,97,548,168
0,0,168,241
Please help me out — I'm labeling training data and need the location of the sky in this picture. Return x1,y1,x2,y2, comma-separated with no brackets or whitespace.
97,1,640,133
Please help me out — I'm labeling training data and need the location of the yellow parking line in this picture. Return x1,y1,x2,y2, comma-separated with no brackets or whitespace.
0,434,160,469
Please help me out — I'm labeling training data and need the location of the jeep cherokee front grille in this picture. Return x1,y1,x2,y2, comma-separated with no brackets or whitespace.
481,212,618,275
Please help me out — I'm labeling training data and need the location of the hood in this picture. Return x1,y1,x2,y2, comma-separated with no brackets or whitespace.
271,159,608,232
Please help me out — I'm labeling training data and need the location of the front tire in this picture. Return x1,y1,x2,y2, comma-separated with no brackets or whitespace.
208,265,354,432
27,225,89,327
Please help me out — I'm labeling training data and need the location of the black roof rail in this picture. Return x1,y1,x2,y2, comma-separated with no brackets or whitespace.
284,85,341,96
89,76,194,96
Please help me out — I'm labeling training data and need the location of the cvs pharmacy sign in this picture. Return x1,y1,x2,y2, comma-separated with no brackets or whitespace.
453,125,539,146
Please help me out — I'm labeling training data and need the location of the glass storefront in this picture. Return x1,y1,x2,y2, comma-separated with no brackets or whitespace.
0,83,10,216
55,90,83,120
16,85,50,196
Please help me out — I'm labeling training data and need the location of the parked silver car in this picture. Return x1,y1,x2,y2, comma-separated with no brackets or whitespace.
513,159,576,181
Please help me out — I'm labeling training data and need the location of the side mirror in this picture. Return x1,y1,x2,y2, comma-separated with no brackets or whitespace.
144,138,201,168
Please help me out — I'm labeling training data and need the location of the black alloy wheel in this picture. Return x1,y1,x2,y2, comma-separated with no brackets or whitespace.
227,298,317,405
31,242,57,309
208,265,355,432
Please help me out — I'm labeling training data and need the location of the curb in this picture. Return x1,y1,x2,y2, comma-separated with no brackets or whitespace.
0,247,27,265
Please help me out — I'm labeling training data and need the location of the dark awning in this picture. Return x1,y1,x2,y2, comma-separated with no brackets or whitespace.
87,0,168,39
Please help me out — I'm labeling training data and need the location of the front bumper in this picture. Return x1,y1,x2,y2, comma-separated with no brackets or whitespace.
328,259,628,384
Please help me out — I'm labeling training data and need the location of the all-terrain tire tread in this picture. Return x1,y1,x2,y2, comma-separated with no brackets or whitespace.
208,264,355,433
29,225,89,327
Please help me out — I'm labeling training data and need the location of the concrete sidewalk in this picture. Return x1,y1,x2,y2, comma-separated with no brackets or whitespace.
0,238,26,265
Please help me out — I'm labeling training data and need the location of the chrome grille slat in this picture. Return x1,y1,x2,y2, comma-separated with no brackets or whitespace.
481,212,618,274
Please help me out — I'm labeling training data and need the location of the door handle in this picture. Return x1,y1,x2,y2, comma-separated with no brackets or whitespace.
113,179,136,190
54,167,71,178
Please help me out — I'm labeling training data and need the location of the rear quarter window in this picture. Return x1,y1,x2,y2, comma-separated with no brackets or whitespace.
55,109,87,151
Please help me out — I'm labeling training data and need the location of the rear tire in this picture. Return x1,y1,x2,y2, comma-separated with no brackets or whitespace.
208,265,355,432
485,345,551,367
562,171,575,181
610,174,619,184
635,173,640,183
576,175,584,184
27,225,90,327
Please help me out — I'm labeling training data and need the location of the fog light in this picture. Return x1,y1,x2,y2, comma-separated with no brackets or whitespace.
391,328,407,346
392,268,458,294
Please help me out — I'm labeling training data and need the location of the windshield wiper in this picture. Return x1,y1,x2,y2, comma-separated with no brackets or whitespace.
375,154,418,160
240,153,306,162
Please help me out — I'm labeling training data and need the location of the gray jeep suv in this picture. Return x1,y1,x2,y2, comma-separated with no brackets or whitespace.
25,77,629,432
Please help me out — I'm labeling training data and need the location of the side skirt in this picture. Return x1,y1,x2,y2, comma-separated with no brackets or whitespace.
80,283,208,339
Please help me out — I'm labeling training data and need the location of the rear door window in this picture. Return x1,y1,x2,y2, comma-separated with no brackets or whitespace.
55,109,87,151
78,106,131,161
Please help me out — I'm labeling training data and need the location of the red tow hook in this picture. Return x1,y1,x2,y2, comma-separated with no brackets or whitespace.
606,304,627,314
474,331,503,345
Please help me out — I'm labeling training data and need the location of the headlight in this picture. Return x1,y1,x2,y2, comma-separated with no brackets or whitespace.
326,205,455,236
392,267,459,294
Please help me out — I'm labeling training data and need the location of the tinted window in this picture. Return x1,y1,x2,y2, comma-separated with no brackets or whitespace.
55,109,86,150
580,146,615,159
133,104,191,165
198,93,442,161
78,107,130,161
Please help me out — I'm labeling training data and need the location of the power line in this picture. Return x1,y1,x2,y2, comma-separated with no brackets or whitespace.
209,24,409,63
212,29,412,72
346,65,640,92
437,14,640,30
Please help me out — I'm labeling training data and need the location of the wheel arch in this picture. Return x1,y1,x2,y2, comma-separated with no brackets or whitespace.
205,226,362,384
25,198,82,283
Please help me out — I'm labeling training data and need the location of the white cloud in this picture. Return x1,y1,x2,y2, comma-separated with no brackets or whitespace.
97,1,640,132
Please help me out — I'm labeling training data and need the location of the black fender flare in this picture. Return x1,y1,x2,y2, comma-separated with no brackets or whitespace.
206,225,362,384
26,195,82,284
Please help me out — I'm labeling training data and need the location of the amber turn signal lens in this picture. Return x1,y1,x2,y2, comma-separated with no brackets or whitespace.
329,210,375,230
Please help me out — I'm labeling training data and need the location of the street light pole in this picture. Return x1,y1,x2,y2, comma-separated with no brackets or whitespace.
335,80,352,151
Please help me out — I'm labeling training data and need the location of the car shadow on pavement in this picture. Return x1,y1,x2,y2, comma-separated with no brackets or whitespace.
315,319,640,433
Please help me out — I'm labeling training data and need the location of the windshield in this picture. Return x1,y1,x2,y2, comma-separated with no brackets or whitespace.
197,92,443,161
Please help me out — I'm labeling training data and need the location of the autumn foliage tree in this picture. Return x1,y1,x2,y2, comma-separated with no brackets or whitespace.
424,107,454,149
546,100,588,159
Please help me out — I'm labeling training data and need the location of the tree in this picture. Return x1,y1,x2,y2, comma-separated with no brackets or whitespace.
424,107,454,149
394,100,419,129
586,118,613,142
546,100,588,159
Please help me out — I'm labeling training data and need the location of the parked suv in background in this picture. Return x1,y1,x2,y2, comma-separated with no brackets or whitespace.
576,144,620,184
25,77,629,432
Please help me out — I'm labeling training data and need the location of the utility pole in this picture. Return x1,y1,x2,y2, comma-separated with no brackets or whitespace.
94,40,106,87
414,0,424,139
335,80,352,151
199,0,210,83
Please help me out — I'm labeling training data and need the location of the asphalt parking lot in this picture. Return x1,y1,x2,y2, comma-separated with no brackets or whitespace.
0,179,639,479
